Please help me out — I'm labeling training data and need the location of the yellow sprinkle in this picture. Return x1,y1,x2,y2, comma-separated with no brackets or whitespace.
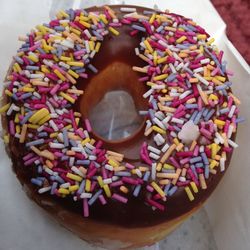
153,74,168,81
70,27,81,36
28,54,39,63
54,69,66,81
85,179,91,192
199,174,207,189
144,39,153,53
66,173,83,182
160,144,177,163
210,160,218,169
4,89,12,97
157,56,167,64
152,125,166,134
163,164,175,170
0,103,11,113
214,119,225,126
59,92,75,104
22,87,35,92
60,56,71,61
89,41,95,51
108,159,119,168
81,137,90,146
79,20,91,28
14,63,22,73
108,27,119,36
19,124,28,143
185,186,194,201
58,188,70,195
208,94,218,101
95,42,101,52
149,13,156,24
103,184,111,197
197,34,207,40
99,14,108,24
211,143,219,159
38,114,51,125
176,36,187,43
156,163,163,172
190,182,198,193
3,134,9,144
41,65,50,74
151,181,165,198
97,176,104,187
67,61,84,67
69,185,79,192
206,38,215,46
29,108,49,124
67,69,79,79
27,124,39,129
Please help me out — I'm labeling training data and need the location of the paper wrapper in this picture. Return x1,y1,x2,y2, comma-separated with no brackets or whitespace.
0,0,249,249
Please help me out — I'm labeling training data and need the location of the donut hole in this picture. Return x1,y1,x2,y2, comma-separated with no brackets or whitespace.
78,62,148,153
89,90,143,141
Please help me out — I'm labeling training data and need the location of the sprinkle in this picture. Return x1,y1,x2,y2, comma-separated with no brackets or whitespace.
151,181,166,198
185,186,194,201
112,193,128,203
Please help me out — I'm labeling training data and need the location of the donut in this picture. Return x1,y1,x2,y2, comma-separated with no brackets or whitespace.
0,4,242,249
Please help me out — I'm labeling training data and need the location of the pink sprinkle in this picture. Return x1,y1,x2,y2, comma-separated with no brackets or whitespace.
122,177,138,185
146,185,154,192
112,193,128,204
23,153,35,161
125,163,135,169
180,157,191,165
84,119,92,132
9,120,15,135
110,181,123,187
83,198,89,217
193,145,199,157
99,195,107,205
146,198,165,211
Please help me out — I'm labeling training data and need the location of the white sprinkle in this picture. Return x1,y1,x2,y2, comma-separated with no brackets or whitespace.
120,7,137,12
71,166,85,177
228,139,238,148
171,117,184,124
103,178,113,185
149,152,160,160
175,62,184,72
135,47,139,55
151,163,156,180
200,58,210,64
193,67,204,73
69,157,75,167
49,120,58,131
105,164,114,171
179,176,186,182
143,89,154,99
89,155,97,161
49,142,65,149
112,176,119,182
154,111,165,120
220,157,226,172
215,132,224,144
146,120,152,130
179,90,192,99
44,167,54,175
135,169,142,178
148,145,161,155
194,73,209,86
60,182,70,188
154,133,165,146
153,117,166,129
228,105,236,118
169,63,177,73
61,39,74,49
80,193,92,199
38,186,51,194
227,124,234,138
161,143,170,152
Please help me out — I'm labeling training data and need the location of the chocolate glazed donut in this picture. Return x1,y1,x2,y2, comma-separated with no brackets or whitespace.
1,4,239,249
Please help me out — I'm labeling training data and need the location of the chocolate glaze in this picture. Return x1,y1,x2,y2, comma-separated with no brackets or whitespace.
3,4,235,233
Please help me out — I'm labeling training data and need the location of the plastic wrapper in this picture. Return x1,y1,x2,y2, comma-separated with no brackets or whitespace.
0,0,249,249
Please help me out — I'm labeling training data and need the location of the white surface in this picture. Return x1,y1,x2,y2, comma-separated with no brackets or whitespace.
0,0,249,250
